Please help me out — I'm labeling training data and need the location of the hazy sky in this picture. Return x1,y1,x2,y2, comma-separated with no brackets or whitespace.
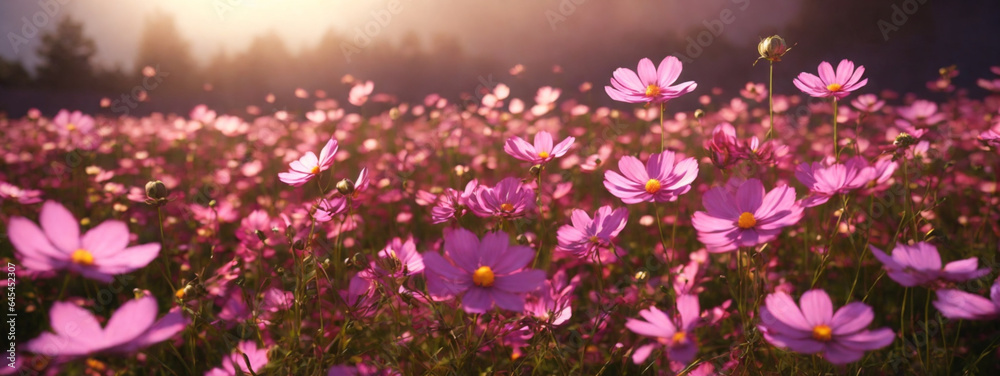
1,0,801,71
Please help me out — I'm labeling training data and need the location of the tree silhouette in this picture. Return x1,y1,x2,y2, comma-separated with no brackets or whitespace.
0,56,31,88
35,16,97,89
134,11,198,92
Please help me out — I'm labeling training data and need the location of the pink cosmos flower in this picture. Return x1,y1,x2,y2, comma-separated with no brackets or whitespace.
897,99,946,126
707,123,740,170
605,56,697,105
503,131,575,165
758,290,894,364
419,180,477,224
626,294,702,365
524,270,579,326
795,156,876,207
0,182,42,204
556,205,628,260
793,59,868,99
934,279,1000,320
691,178,803,253
869,242,989,287
349,81,374,106
375,236,425,277
467,177,536,219
980,129,1000,149
850,94,885,113
52,109,95,137
205,341,269,376
25,295,187,358
279,138,338,187
8,201,160,282
422,228,545,313
603,151,699,204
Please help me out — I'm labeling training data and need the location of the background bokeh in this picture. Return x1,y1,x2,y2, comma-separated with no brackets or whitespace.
1,0,998,117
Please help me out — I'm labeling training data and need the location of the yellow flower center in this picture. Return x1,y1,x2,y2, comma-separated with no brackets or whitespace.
645,179,662,194
645,84,661,97
826,83,843,92
500,203,515,212
589,235,600,244
672,331,687,344
737,212,757,229
812,324,833,342
71,249,95,266
538,151,550,159
472,266,495,287
310,165,320,174
66,123,77,131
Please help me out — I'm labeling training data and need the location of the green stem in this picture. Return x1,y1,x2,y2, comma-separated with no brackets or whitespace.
659,103,666,153
832,97,840,160
766,62,775,140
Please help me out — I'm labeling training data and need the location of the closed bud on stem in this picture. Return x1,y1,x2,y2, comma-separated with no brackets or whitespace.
694,109,705,119
529,164,542,177
757,35,790,64
337,178,356,196
145,180,167,200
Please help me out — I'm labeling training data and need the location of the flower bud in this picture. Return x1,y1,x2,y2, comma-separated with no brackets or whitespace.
757,35,789,64
694,109,705,119
336,178,356,196
145,180,168,205
529,164,543,177
893,132,917,148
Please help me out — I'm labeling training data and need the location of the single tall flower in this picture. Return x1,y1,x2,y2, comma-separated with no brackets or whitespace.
759,290,894,364
556,205,628,260
25,295,187,358
8,201,161,282
934,279,1000,320
467,177,536,219
504,131,575,164
52,109,95,137
869,242,989,287
793,59,868,99
691,178,803,253
626,294,702,365
605,56,697,105
604,151,698,204
278,138,338,187
795,157,876,207
423,229,546,313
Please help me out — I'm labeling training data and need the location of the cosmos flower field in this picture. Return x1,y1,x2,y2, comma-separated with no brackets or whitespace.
3,45,1000,375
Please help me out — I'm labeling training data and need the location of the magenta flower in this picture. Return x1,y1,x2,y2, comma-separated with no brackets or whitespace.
795,156,876,207
0,181,42,204
205,341,269,376
603,151,698,204
467,177,536,219
850,94,885,112
934,279,1000,320
52,109,95,137
869,242,989,287
504,131,575,164
525,270,579,326
422,228,546,313
278,137,338,187
980,129,1000,149
25,295,187,358
626,294,702,365
605,56,697,105
556,205,628,260
897,99,946,125
758,290,894,364
707,123,740,170
422,180,477,224
8,201,161,282
376,236,425,277
793,60,868,100
691,178,803,253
